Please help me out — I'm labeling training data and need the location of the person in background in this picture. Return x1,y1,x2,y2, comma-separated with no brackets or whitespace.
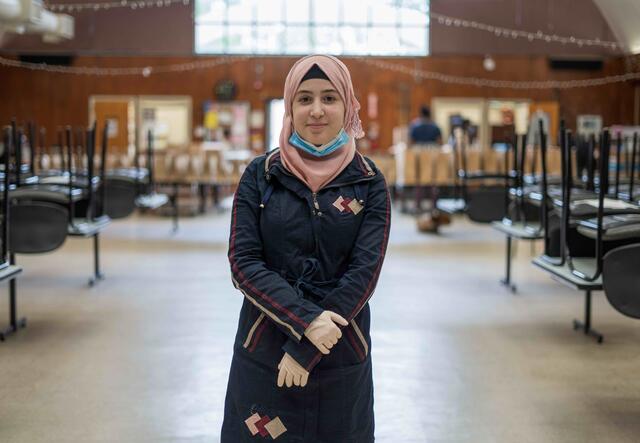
409,106,449,232
409,105,442,145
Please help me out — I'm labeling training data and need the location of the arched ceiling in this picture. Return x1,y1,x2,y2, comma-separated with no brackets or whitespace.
594,0,640,54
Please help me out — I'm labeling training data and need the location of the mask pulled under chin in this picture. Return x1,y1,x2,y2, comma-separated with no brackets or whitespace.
289,128,349,157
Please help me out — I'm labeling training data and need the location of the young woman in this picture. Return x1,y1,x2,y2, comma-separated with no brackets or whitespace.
222,54,391,442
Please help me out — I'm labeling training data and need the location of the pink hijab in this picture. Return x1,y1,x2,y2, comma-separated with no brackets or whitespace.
279,55,365,192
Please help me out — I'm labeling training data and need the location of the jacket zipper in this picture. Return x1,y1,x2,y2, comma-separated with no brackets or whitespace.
269,163,375,191
321,175,376,190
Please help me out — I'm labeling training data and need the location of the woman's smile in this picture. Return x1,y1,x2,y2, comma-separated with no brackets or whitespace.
307,122,328,133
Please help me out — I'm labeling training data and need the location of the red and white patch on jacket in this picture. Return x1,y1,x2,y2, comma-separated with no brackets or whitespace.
245,413,287,439
333,196,363,215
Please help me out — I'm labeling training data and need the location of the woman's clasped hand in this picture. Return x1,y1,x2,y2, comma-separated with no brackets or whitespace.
276,310,348,388
304,310,349,354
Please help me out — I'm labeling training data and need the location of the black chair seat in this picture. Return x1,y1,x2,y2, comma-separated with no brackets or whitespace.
101,178,138,219
10,201,69,253
603,244,640,319
467,187,508,223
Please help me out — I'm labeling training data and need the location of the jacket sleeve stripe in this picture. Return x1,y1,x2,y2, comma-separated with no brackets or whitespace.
305,352,323,371
229,191,310,332
348,180,391,320
350,320,369,356
243,312,266,348
248,317,269,352
346,328,366,361
232,276,303,341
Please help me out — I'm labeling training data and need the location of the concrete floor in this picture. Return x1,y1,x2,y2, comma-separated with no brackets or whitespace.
1,204,640,443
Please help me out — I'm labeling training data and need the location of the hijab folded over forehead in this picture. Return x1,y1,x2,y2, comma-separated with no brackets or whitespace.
279,55,365,193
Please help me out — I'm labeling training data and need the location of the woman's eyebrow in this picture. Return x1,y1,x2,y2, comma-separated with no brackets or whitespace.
295,89,338,95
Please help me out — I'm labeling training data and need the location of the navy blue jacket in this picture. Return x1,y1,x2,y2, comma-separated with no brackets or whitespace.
228,148,390,372
222,148,391,442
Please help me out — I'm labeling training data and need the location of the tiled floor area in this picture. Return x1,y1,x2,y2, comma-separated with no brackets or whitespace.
1,206,639,442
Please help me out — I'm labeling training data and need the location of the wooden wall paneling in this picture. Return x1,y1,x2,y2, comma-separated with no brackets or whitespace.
0,55,635,154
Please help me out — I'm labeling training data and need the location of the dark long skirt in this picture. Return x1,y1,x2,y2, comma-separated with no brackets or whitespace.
221,349,374,442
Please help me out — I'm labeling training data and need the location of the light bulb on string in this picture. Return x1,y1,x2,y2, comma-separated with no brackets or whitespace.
483,55,496,72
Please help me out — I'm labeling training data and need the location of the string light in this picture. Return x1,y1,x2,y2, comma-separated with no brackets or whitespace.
0,55,247,76
46,0,188,12
42,0,621,52
429,12,620,52
1,54,636,89
355,57,640,90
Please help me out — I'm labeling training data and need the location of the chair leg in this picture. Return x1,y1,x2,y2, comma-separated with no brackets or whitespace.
0,255,27,341
500,235,517,293
89,233,105,287
198,183,207,214
171,183,179,233
572,290,603,343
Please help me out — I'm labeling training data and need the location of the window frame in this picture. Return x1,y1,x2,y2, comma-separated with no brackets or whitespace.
193,0,430,56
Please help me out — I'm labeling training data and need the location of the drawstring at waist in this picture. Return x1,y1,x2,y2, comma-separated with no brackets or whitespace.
292,258,338,302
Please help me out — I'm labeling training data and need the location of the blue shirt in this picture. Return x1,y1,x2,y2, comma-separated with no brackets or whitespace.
409,119,442,144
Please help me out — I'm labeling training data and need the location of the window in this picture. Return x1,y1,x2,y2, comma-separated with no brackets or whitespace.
194,0,429,56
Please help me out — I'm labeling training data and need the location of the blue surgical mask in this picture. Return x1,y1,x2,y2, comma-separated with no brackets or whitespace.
289,129,350,157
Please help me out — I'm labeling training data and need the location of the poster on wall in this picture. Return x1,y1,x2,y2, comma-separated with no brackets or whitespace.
577,115,602,137
203,100,250,148
105,118,119,138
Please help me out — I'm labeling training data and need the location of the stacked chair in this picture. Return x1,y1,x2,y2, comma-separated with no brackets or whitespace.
532,124,640,343
9,121,111,286
0,126,25,341
133,130,175,229
491,126,549,292
101,129,173,229
436,129,516,223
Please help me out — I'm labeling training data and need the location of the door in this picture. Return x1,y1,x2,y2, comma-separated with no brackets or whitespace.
92,99,132,156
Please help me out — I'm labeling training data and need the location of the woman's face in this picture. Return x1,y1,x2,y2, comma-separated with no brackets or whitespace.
292,78,345,146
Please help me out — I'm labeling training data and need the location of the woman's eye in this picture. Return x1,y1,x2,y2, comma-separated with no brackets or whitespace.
323,95,337,103
298,96,311,103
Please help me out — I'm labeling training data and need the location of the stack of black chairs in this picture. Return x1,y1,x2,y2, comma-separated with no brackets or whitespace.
532,123,640,343
102,128,170,221
132,130,173,228
436,127,516,224
8,120,111,287
492,130,545,293
0,126,26,341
